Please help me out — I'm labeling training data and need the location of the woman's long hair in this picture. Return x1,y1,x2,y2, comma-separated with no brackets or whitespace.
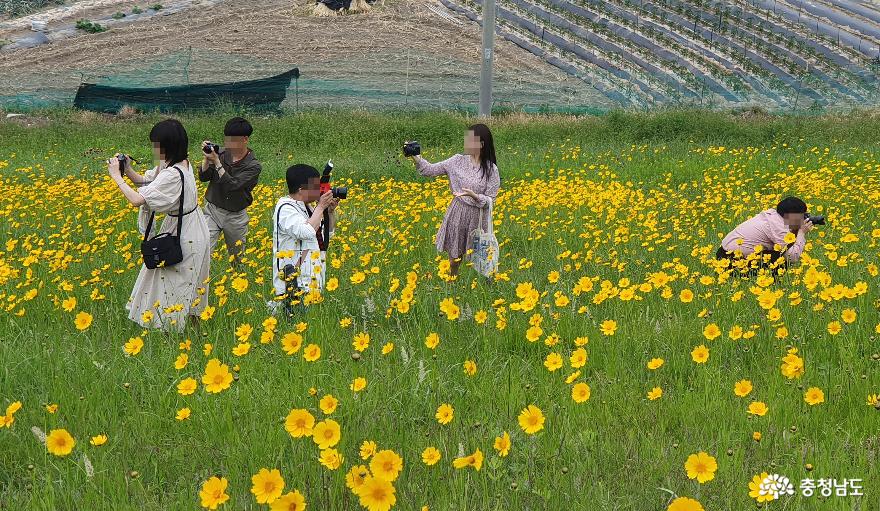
468,123,496,179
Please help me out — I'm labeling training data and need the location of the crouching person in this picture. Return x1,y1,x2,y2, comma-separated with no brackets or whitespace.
716,196,815,276
271,164,338,314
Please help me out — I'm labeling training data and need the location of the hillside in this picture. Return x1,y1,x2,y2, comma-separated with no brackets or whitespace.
0,0,609,111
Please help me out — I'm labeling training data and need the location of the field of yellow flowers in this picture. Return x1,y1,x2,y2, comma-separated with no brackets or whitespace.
0,110,879,510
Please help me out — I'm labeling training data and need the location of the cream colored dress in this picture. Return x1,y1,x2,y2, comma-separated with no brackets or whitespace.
126,161,211,332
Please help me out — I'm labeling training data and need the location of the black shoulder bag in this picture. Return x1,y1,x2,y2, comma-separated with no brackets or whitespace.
141,166,186,270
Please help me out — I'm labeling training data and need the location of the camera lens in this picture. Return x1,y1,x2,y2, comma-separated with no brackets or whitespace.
332,187,348,200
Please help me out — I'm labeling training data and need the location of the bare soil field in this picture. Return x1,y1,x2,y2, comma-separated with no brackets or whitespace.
0,0,608,110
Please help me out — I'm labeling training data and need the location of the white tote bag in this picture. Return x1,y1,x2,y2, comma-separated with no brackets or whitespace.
468,200,499,277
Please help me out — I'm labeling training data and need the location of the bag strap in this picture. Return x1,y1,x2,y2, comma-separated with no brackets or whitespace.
479,198,494,235
173,166,184,238
141,165,183,242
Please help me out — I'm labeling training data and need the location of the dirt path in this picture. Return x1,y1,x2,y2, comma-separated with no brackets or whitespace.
0,0,608,110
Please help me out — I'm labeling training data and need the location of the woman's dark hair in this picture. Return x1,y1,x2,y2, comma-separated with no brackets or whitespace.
149,119,188,166
776,196,808,216
286,164,320,193
224,117,253,137
468,123,496,178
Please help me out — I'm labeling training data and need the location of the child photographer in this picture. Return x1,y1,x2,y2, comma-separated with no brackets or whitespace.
271,164,339,313
406,123,500,277
108,119,211,332
199,117,262,267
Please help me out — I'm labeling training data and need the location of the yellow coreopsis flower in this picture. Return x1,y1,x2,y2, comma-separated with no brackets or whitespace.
804,387,825,405
89,434,108,447
439,297,460,320
648,387,663,400
281,333,303,355
691,345,709,364
748,472,775,503
312,419,341,449
747,401,769,416
425,333,440,350
251,468,285,504
123,336,144,356
319,448,344,470
667,497,705,511
61,296,76,312
684,451,717,483
346,465,370,492
303,344,321,362
46,428,75,456
571,382,591,403
570,348,588,368
202,359,233,393
543,352,563,372
353,332,371,352
177,377,198,396
199,476,230,510
354,476,396,511
734,380,753,397
176,407,191,421
435,403,453,425
421,446,441,465
702,323,721,340
647,358,664,370
517,404,545,434
827,321,842,335
780,351,804,379
285,409,315,438
231,277,248,293
599,319,617,336
452,448,483,471
74,311,93,331
270,490,306,511
370,449,404,481
235,323,253,342
493,431,511,457
351,377,367,392
319,394,339,415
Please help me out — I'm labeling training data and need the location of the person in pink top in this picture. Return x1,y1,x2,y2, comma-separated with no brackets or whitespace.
717,196,815,271
407,124,501,277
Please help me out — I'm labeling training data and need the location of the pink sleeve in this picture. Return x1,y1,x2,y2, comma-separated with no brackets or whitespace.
784,231,806,262
415,155,456,177
768,219,806,262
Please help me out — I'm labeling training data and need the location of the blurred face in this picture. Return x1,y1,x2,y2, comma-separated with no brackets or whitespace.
299,177,322,202
464,130,483,156
151,142,165,163
224,135,248,151
782,212,804,230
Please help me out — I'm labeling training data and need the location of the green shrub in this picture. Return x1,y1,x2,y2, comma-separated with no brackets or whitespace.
75,19,106,33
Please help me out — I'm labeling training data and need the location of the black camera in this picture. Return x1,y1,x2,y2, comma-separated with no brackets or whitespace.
805,213,826,226
403,140,421,157
202,142,220,155
332,187,348,200
115,154,136,174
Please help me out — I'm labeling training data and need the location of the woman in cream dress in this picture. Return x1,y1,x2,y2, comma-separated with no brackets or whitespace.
108,119,210,332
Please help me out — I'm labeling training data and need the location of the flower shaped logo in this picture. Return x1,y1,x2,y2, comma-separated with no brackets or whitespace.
760,474,795,500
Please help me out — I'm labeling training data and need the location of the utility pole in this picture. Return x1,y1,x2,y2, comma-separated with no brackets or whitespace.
479,0,496,117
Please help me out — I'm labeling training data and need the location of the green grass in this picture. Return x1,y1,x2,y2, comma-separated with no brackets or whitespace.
0,109,878,510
